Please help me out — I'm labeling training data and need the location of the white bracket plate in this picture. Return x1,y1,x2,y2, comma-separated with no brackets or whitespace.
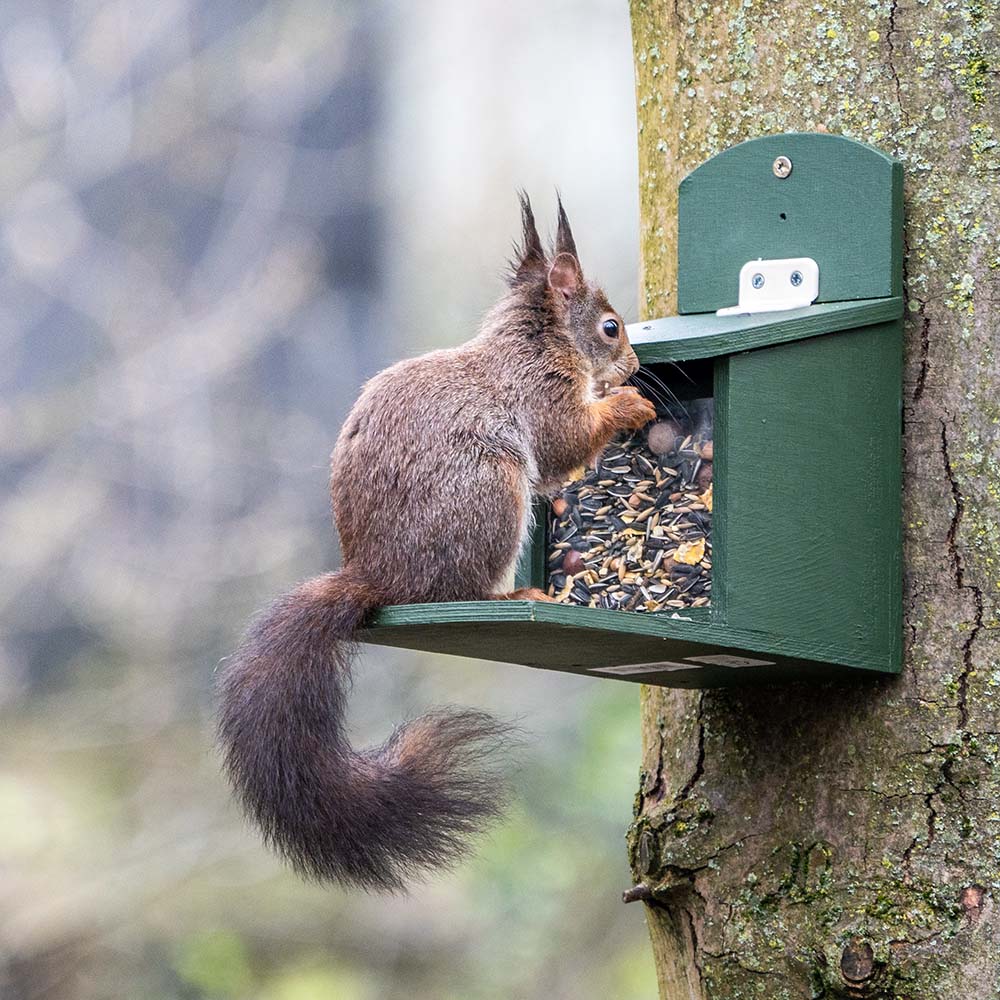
716,257,819,316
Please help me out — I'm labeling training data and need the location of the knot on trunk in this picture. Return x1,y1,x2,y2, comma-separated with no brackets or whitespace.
840,937,875,984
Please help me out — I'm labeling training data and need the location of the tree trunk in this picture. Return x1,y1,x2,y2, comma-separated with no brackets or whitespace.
627,2,999,997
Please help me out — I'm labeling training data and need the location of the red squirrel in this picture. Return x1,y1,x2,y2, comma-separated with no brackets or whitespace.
217,195,656,890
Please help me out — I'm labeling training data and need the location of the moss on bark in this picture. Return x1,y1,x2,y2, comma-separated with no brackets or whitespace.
628,1,1000,996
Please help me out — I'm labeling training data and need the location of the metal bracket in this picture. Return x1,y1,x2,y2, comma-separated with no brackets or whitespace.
716,257,819,316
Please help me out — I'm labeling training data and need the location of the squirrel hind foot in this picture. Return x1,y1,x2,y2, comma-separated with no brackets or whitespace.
491,587,555,602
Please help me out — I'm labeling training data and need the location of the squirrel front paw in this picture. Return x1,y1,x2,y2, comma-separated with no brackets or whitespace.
605,386,657,431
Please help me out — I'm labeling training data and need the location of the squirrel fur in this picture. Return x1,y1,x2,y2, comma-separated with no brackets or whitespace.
217,194,656,891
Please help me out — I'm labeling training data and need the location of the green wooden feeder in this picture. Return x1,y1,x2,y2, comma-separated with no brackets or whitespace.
368,133,904,686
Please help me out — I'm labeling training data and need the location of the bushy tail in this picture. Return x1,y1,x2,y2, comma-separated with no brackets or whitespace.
217,569,511,891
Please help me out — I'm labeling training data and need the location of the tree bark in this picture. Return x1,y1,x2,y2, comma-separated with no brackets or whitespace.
627,2,999,997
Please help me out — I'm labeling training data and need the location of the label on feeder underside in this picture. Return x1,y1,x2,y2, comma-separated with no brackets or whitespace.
683,654,776,668
591,654,776,675
716,257,819,316
589,662,697,675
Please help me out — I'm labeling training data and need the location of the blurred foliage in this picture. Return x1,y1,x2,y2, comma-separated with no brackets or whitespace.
0,0,653,997
175,930,255,997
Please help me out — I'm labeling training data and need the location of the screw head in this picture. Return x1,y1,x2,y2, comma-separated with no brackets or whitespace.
773,155,793,179
751,273,765,289
790,270,803,287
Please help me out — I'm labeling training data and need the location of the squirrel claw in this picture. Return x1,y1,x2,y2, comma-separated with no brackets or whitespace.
607,389,656,431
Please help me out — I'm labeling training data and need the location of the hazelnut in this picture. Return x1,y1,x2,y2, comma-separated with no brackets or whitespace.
647,419,683,456
562,549,586,576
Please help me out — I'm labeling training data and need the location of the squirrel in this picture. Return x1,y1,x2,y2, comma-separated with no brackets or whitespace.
217,194,657,891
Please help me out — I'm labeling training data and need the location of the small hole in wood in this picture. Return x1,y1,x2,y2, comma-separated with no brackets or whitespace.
779,212,787,220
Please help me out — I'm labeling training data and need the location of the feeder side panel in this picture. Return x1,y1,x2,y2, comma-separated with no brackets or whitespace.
514,498,548,590
720,322,902,669
711,356,732,623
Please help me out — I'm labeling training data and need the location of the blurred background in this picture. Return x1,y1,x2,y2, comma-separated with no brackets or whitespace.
0,1,650,997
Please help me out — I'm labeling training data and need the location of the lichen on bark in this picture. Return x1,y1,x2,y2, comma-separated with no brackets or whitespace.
627,0,1000,996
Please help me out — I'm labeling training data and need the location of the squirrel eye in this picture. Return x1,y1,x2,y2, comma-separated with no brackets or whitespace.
601,319,620,339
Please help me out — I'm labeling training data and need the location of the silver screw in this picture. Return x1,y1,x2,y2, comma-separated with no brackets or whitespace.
751,273,765,289
773,155,792,179
790,270,803,287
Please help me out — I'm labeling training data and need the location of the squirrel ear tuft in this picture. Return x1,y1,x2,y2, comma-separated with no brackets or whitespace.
554,194,579,263
547,252,582,300
508,190,546,286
